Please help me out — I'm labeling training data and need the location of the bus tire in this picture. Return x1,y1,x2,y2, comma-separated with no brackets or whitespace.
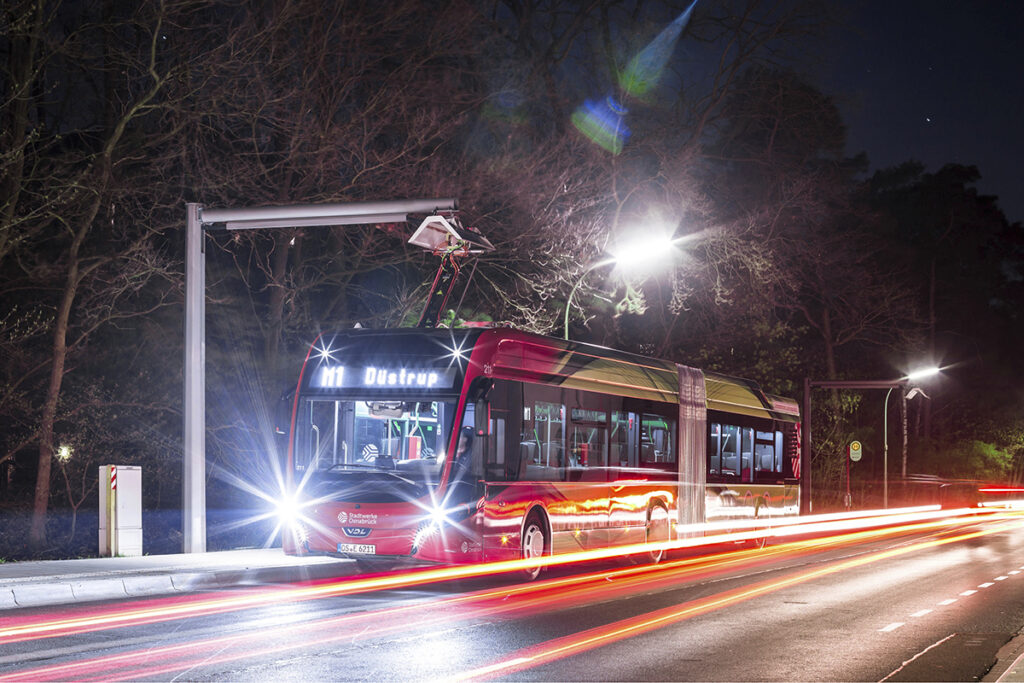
752,500,770,550
644,503,671,564
521,511,548,580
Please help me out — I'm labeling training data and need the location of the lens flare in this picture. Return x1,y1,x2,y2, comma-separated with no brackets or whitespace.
570,97,630,154
619,0,698,98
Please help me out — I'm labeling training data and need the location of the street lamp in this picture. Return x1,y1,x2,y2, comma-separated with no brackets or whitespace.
883,366,940,507
563,233,677,340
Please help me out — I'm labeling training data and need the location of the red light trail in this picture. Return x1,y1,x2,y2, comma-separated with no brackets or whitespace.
1,510,1018,681
459,515,1024,680
0,506,1001,648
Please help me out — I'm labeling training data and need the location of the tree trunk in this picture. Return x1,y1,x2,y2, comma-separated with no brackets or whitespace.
29,243,83,549
264,230,291,375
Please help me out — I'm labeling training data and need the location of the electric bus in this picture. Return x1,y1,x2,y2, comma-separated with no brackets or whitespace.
280,327,800,574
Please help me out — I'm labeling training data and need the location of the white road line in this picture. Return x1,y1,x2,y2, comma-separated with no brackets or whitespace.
995,576,1008,581
1010,570,1020,575
880,633,957,683
961,589,978,596
880,622,905,632
910,609,933,618
937,599,957,606
979,582,995,588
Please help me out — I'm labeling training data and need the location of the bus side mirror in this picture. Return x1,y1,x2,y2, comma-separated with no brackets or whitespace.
275,389,294,452
472,398,488,475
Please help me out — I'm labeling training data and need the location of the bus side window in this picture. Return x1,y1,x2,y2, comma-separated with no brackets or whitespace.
709,423,722,476
610,410,632,467
741,427,754,482
720,424,739,477
520,383,564,482
640,412,676,468
568,400,609,482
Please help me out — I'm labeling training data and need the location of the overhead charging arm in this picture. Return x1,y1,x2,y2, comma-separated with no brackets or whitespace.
407,213,494,328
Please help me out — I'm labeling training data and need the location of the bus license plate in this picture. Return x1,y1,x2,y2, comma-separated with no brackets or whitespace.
338,543,376,555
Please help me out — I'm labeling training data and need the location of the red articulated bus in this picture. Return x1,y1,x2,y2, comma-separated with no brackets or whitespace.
280,327,801,576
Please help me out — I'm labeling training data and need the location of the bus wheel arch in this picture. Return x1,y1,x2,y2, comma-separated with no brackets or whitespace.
752,496,770,549
644,500,671,564
520,506,550,580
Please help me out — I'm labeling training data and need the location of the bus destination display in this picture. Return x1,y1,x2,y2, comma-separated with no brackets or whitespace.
315,365,457,390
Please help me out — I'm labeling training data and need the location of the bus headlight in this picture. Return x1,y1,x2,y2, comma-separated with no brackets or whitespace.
429,505,452,528
275,495,300,526
278,495,311,533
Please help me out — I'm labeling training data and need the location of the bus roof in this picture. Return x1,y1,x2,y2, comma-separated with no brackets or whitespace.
305,327,798,421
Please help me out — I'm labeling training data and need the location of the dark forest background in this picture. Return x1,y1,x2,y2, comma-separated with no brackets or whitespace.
2,0,1022,560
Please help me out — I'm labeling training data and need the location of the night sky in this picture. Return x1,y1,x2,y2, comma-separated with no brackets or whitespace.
815,1,1024,223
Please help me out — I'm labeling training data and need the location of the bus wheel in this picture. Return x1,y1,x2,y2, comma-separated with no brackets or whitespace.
521,513,548,580
644,504,670,564
752,502,770,549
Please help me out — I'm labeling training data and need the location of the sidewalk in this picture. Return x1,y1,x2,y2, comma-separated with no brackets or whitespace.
985,630,1024,682
0,549,356,610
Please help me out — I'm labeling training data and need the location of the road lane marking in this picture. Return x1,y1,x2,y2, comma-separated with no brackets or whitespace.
938,599,957,605
910,609,932,618
979,582,995,588
961,590,978,596
995,576,1008,581
880,622,904,632
1010,570,1020,575
880,633,957,682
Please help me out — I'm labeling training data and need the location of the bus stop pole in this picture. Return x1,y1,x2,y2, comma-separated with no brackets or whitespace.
183,203,207,553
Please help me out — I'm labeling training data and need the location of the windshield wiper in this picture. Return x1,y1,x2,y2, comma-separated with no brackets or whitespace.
326,462,417,485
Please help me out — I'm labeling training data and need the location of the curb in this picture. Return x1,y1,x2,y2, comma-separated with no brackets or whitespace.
1,560,357,610
985,629,1024,682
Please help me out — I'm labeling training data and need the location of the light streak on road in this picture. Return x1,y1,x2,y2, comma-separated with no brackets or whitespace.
458,516,1024,680
2,545,802,681
4,513,1020,681
0,506,1010,648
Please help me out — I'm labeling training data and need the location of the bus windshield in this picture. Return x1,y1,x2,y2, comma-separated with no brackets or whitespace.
294,398,457,483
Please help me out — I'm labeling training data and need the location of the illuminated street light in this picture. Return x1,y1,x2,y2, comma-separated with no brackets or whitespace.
56,445,73,463
905,366,941,382
563,233,677,340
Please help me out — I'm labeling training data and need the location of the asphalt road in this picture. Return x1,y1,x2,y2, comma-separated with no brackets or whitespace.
2,512,1023,681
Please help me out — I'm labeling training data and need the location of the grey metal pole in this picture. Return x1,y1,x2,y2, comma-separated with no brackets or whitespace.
883,386,894,509
802,377,812,514
901,388,908,479
200,198,456,229
183,203,207,553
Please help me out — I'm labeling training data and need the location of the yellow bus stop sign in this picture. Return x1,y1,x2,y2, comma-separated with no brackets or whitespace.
849,440,862,462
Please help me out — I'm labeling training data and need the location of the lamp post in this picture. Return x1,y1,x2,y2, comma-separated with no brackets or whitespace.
802,365,940,513
883,368,938,507
883,385,897,509
563,233,678,340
